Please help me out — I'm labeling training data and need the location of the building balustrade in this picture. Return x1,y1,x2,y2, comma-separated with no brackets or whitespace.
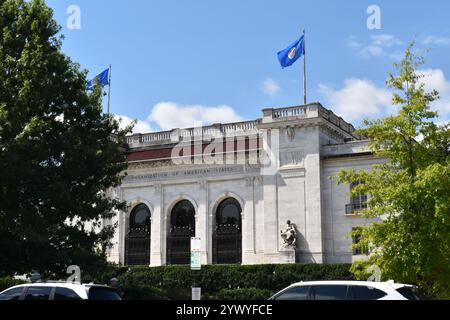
124,103,361,149
125,120,261,148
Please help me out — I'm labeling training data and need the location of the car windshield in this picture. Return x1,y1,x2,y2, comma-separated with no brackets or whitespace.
88,287,122,300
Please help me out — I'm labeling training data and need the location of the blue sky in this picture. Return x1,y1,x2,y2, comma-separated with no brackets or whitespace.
46,0,450,132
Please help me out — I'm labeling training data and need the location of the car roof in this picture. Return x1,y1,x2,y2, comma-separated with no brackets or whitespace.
286,280,415,288
6,282,111,289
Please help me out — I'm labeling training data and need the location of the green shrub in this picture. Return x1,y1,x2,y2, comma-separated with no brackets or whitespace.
0,277,26,292
116,264,353,300
82,264,129,285
122,285,168,300
214,288,274,300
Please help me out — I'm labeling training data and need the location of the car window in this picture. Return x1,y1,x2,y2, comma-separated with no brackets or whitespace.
349,285,387,300
274,286,310,300
24,287,52,300
311,285,348,300
0,287,24,300
88,287,121,300
396,287,421,300
54,287,82,300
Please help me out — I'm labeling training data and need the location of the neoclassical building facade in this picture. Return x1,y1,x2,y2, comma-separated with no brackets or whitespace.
106,103,379,266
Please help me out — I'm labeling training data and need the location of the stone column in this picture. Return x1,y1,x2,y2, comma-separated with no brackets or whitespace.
119,210,126,265
242,177,255,264
107,209,121,264
262,173,279,263
303,141,324,263
260,128,282,264
150,184,163,266
116,187,125,265
197,180,209,265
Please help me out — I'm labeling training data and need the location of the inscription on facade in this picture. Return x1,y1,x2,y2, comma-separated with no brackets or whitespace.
123,166,248,184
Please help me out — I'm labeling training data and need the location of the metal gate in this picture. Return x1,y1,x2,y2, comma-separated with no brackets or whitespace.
125,228,150,266
167,226,194,265
213,224,242,264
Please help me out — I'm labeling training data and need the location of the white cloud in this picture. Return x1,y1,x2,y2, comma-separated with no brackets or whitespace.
360,45,385,57
420,35,450,46
319,78,392,122
114,102,243,134
348,34,403,59
346,37,361,49
388,50,405,61
349,33,450,60
417,69,450,118
115,115,154,134
418,69,450,93
319,69,450,124
260,78,281,97
371,34,403,47
147,102,243,130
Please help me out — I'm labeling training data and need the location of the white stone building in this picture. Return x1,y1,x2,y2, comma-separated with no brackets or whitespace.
106,103,379,266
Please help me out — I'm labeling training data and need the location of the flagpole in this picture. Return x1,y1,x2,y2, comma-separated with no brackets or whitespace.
303,29,307,105
107,64,112,114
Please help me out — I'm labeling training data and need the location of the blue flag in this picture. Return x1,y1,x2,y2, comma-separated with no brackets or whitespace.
277,35,305,69
87,68,109,90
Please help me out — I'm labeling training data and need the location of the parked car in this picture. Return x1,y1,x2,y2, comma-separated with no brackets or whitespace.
268,280,421,300
0,282,122,300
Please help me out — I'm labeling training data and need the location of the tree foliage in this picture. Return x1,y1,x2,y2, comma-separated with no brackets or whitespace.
338,43,450,299
0,0,131,276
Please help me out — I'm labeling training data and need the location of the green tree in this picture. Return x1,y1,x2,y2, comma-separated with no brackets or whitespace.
0,0,130,277
338,43,450,299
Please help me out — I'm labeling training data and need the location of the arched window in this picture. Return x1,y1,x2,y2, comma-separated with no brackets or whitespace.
213,198,242,264
125,204,151,266
167,200,196,265
130,204,151,231
216,198,242,226
170,200,195,232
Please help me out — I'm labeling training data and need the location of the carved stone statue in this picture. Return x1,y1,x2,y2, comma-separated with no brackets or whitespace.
281,220,297,249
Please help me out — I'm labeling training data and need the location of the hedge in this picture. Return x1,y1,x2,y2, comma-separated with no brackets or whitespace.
213,288,274,300
0,277,26,292
112,264,353,300
121,285,169,300
82,265,129,284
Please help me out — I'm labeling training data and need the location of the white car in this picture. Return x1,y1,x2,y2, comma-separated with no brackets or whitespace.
0,282,122,300
269,280,421,300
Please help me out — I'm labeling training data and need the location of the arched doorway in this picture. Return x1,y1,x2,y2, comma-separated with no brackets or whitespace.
213,198,242,264
125,204,151,265
167,200,195,265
